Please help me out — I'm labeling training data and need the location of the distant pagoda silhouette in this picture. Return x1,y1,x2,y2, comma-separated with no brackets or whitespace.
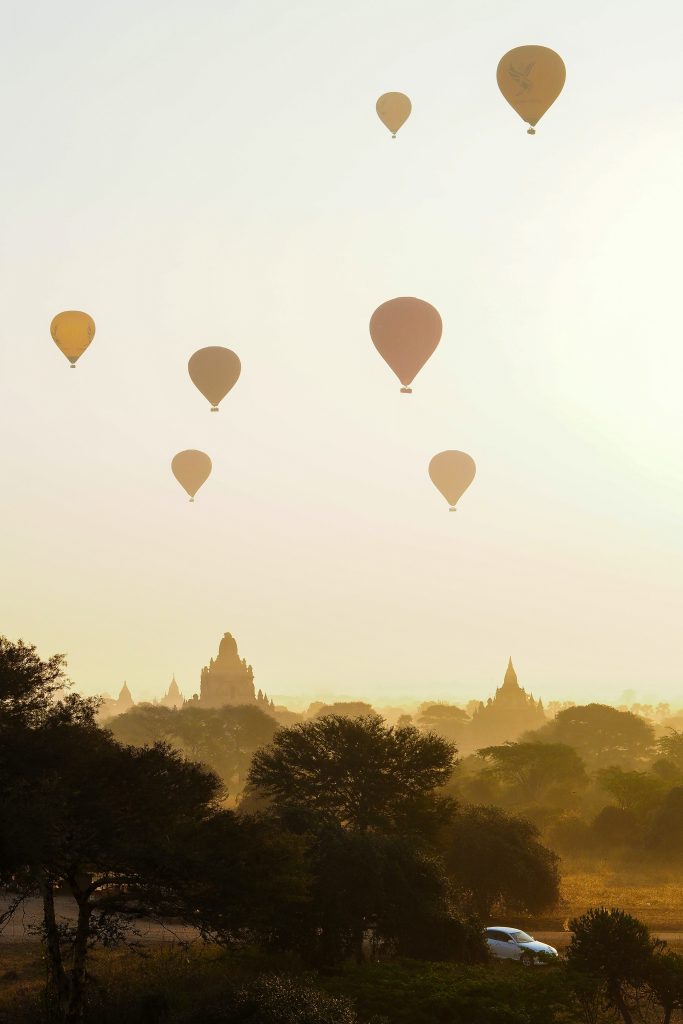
469,658,545,745
160,674,183,709
196,632,273,709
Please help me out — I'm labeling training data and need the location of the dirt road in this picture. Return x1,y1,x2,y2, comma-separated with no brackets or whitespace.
535,931,683,954
0,894,198,945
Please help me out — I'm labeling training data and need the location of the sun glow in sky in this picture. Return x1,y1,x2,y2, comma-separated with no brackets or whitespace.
1,0,681,708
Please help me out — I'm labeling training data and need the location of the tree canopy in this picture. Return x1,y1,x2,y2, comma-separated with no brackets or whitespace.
529,703,655,769
440,804,560,918
0,636,302,1022
248,713,457,835
109,702,279,792
477,741,587,802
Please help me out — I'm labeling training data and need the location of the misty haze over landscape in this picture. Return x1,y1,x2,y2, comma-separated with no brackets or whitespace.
2,1,683,1022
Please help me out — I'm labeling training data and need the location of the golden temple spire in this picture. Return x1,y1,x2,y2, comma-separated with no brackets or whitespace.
502,657,519,689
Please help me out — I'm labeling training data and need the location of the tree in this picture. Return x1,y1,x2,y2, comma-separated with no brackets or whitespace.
596,766,666,817
529,704,655,769
657,730,683,773
0,636,302,1022
248,714,457,835
645,950,683,1024
310,701,375,720
440,804,560,918
110,702,279,792
0,635,98,727
589,805,640,851
477,741,587,803
1,725,210,1021
416,703,470,744
647,787,683,860
246,714,469,965
567,908,663,1024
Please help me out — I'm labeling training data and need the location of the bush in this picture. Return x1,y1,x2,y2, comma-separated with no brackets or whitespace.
590,806,640,850
319,960,578,1024
227,975,358,1024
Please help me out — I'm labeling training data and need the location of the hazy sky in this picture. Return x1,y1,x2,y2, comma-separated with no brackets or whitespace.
1,0,681,710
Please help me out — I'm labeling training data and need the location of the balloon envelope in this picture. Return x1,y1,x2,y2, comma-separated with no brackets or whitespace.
496,46,566,131
188,347,241,410
50,311,96,366
370,297,442,392
171,450,212,501
429,451,476,509
376,92,412,136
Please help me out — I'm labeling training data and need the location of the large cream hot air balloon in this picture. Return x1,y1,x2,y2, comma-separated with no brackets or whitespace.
171,450,212,502
188,347,241,411
376,92,412,137
497,46,566,134
50,311,96,368
370,297,442,393
429,451,476,511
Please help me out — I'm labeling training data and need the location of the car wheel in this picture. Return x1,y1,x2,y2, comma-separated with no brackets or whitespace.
519,951,535,967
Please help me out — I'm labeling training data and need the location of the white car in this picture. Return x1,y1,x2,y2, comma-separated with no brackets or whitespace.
485,926,558,964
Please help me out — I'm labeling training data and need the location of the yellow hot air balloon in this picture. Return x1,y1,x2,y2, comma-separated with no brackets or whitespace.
188,347,241,411
376,92,412,138
497,46,566,134
428,451,476,511
370,297,442,393
171,450,212,502
50,311,96,368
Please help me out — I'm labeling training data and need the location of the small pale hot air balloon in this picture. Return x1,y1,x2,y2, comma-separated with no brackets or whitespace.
188,347,241,411
370,297,442,393
50,311,96,368
429,451,476,511
376,92,412,137
497,45,566,134
171,450,212,502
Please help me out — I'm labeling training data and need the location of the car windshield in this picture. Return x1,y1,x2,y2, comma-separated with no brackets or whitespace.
510,931,534,943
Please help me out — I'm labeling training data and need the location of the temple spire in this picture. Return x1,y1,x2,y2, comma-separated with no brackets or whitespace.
502,657,519,689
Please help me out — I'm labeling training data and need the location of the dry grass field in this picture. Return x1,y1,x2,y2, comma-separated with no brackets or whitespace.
559,866,683,931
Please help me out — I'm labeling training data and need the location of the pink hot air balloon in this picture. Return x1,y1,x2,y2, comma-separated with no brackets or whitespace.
370,297,442,393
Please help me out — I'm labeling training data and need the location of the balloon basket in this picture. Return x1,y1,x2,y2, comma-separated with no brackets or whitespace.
527,127,536,135
392,133,396,139
210,406,219,412
400,387,413,394
189,497,195,503
70,364,76,369
449,506,457,512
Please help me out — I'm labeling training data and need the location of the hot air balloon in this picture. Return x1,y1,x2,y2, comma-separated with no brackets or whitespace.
171,450,212,502
50,311,96,368
188,347,241,411
429,451,476,511
497,46,566,134
370,297,442,393
376,92,412,137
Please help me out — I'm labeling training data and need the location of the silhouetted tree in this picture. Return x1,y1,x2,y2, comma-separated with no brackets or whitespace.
567,908,663,1024
0,636,301,1022
310,701,375,720
416,703,470,744
246,715,469,964
529,704,655,769
477,741,587,803
440,804,560,918
110,702,279,791
596,766,666,817
647,786,683,861
248,714,457,836
645,949,683,1024
657,730,683,773
589,805,641,851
